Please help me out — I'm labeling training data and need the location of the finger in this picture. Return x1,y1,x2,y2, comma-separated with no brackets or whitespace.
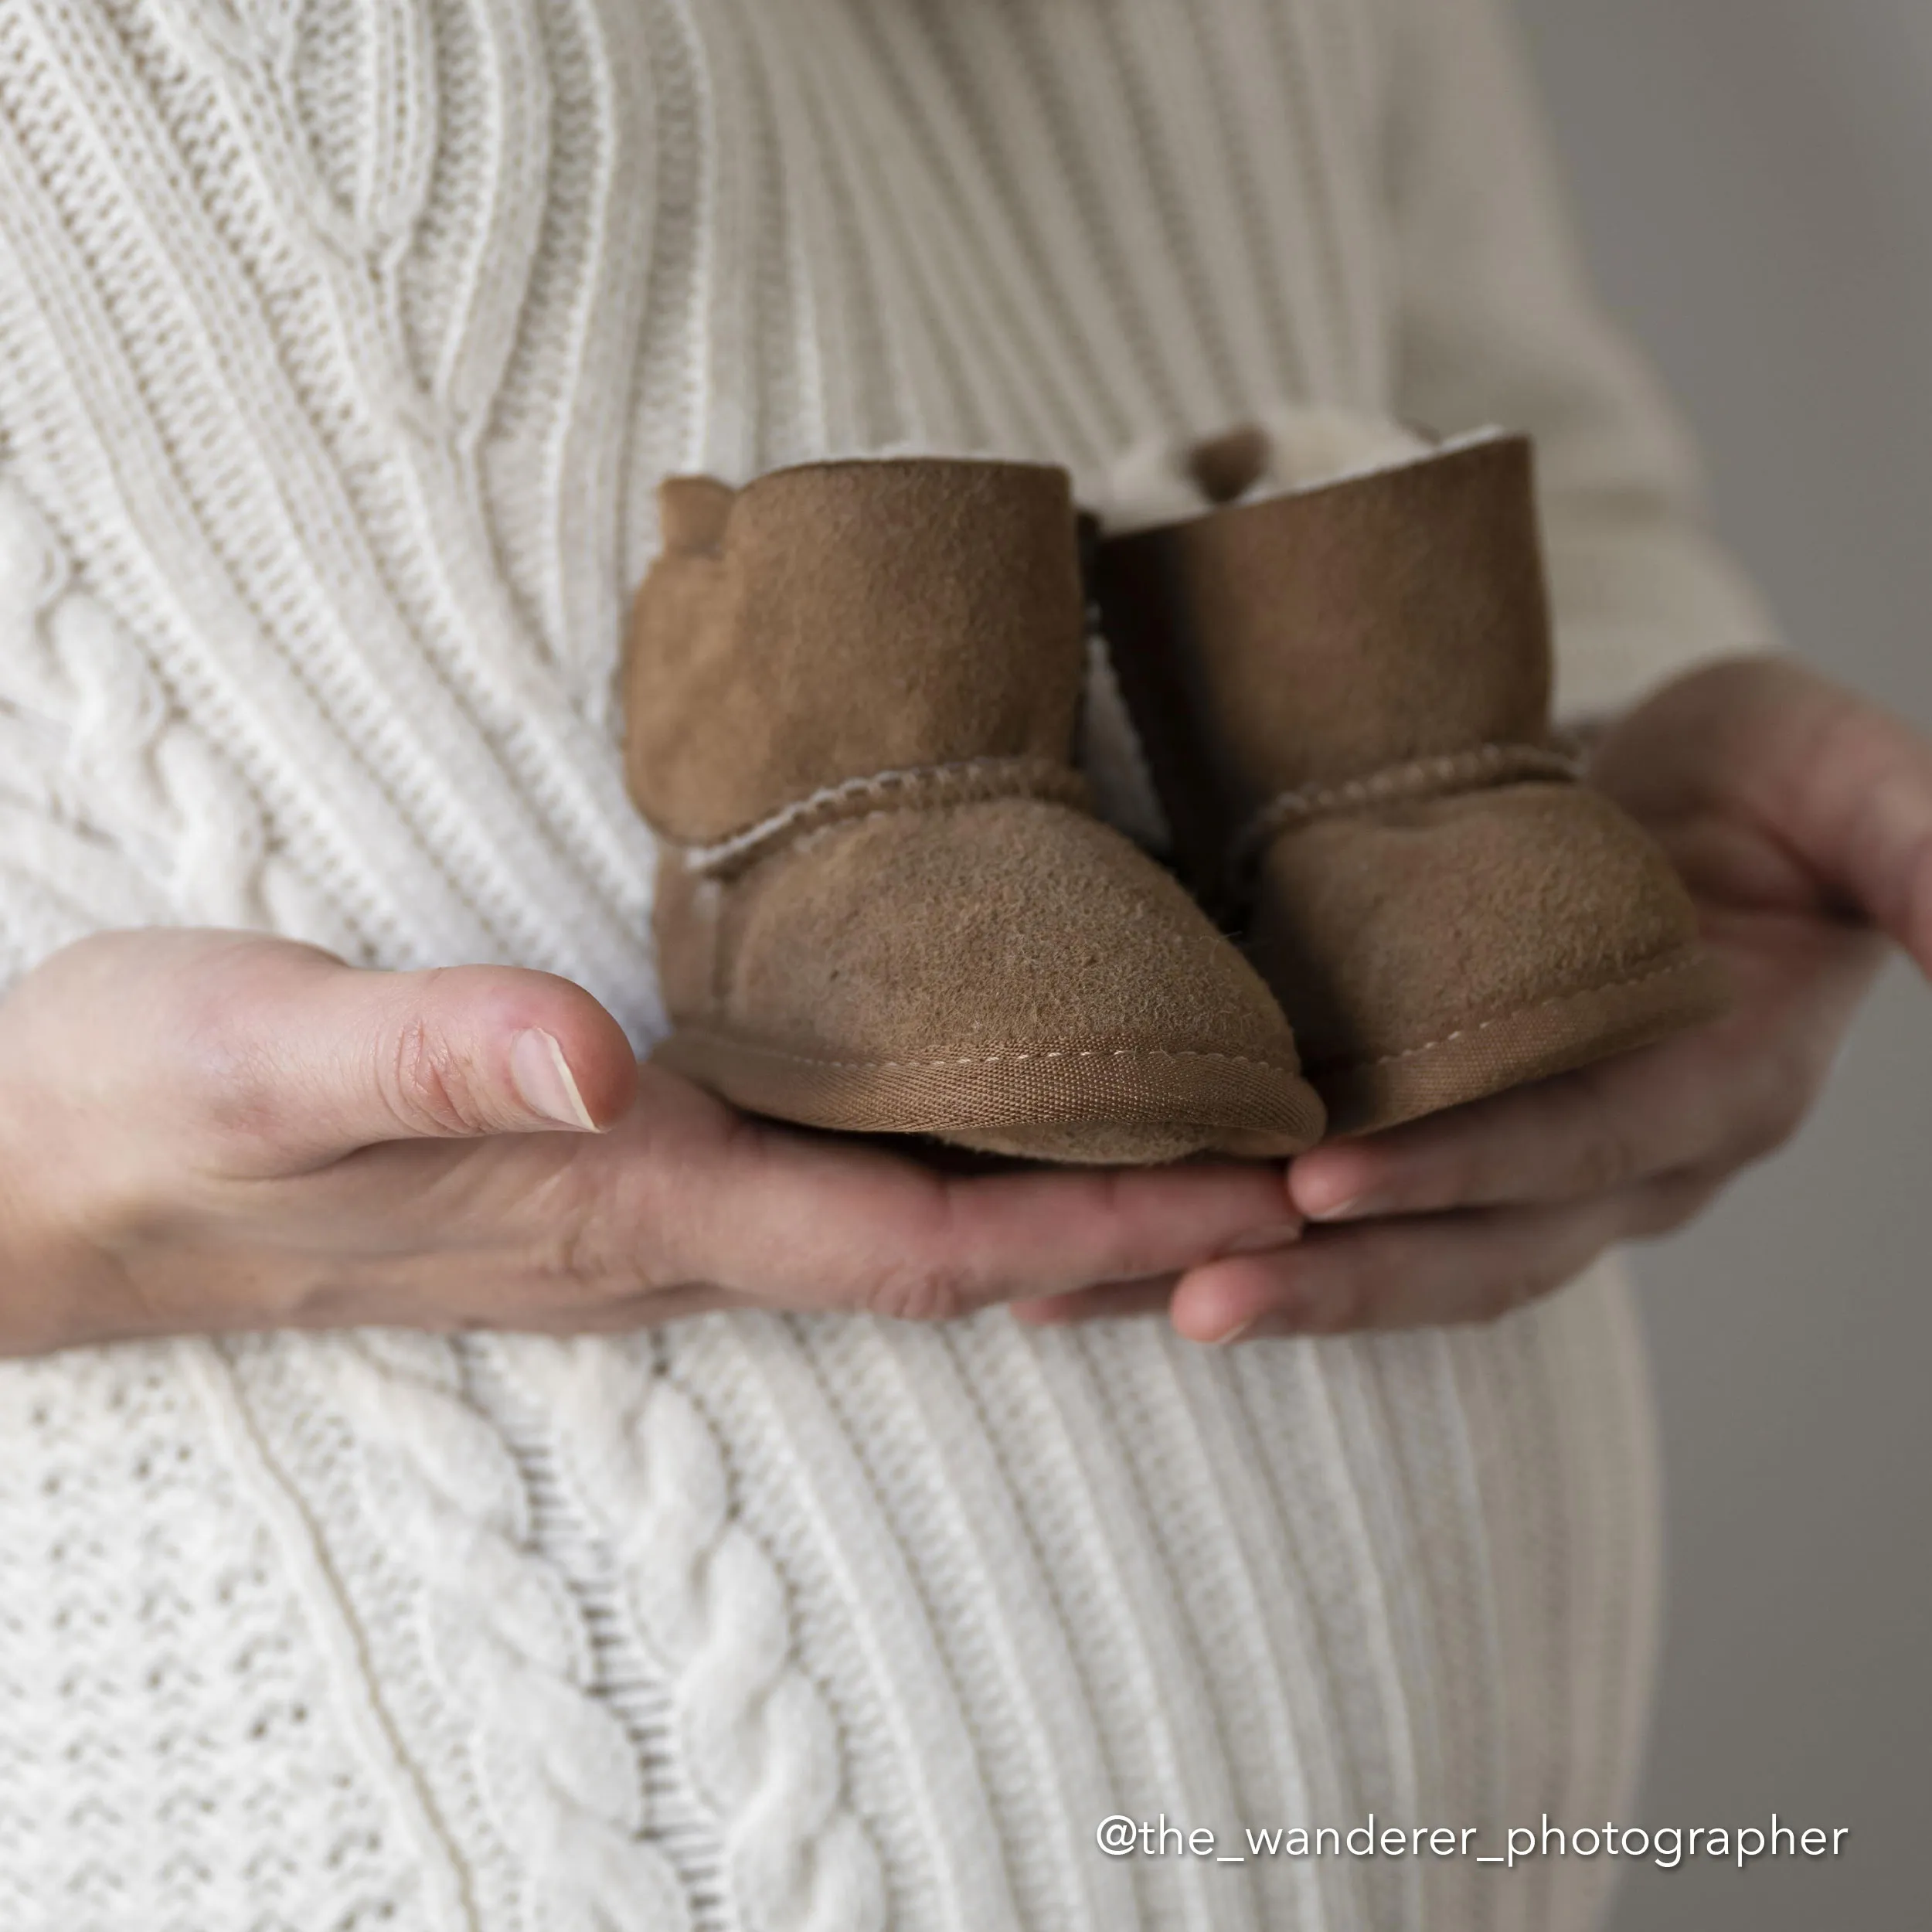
271,1247,754,1335
1287,911,1887,1223
210,945,640,1164
460,1281,756,1335
1168,1194,1639,1342
1600,659,1932,968
634,1070,1304,1319
1010,1277,1179,1326
1783,696,1932,970
291,1070,1304,1322
1287,1029,1743,1221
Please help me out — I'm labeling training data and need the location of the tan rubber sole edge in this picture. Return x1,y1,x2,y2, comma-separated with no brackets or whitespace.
653,1027,1327,1165
1311,948,1733,1139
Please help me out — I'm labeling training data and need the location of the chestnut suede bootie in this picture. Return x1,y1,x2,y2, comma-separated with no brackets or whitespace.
622,457,1325,1163
1093,420,1729,1136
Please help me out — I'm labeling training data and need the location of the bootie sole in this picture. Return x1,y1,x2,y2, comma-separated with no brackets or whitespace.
1308,945,1732,1138
654,1026,1326,1165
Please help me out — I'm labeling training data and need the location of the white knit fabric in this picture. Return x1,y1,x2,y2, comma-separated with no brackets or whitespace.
0,2,1774,1928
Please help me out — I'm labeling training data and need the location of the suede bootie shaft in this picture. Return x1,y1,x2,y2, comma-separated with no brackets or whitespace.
623,456,1325,1164
1094,426,1729,1136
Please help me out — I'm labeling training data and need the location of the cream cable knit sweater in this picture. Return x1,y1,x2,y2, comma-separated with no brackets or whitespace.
0,2,1775,1928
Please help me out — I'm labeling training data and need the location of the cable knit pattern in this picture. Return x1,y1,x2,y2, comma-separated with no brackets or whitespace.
318,1334,690,1932
0,1,1763,1926
0,474,355,961
212,1330,691,1932
497,1336,886,1932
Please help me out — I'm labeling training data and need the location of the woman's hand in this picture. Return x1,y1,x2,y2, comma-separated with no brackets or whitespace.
0,929,1304,1356
1017,656,1932,1342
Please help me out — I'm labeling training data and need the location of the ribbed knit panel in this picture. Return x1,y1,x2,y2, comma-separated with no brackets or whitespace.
0,2,1723,1926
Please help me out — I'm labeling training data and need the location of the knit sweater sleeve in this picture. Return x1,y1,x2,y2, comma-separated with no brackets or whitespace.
1379,0,1781,718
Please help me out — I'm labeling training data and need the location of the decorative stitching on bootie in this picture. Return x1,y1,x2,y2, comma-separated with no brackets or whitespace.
1227,741,1584,892
1311,951,1713,1074
661,756,1091,878
663,1030,1307,1075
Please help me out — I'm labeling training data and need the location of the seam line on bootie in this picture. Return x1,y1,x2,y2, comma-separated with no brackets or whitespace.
665,1030,1306,1075
1312,951,1711,1073
1229,741,1583,889
658,757,1090,877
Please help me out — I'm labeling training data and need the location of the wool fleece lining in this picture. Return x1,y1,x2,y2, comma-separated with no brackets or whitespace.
1092,419,1729,1136
622,455,1325,1165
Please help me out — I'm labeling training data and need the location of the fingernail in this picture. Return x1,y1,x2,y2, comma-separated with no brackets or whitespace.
1218,1301,1324,1345
1223,1223,1302,1257
510,1029,598,1131
1307,1192,1389,1224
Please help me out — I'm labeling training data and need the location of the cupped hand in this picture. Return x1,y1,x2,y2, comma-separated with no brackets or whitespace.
0,929,1303,1356
1017,656,1932,1342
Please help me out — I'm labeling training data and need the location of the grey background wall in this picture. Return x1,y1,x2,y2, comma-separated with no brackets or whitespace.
1513,4,1932,1928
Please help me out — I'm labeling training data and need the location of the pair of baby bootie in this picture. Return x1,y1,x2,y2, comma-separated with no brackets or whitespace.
621,413,1726,1165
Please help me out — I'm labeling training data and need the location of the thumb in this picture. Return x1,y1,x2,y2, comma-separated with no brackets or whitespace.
1602,658,1932,970
240,949,639,1164
1727,664,1932,970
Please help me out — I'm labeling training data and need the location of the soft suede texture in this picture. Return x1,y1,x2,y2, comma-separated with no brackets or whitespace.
719,799,1298,1063
1094,432,1723,1131
1249,784,1703,1072
624,455,1325,1158
1097,434,1551,897
626,458,1086,843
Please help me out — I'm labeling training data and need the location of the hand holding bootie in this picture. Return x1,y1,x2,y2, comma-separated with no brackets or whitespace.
622,456,1325,1164
1092,412,1730,1137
